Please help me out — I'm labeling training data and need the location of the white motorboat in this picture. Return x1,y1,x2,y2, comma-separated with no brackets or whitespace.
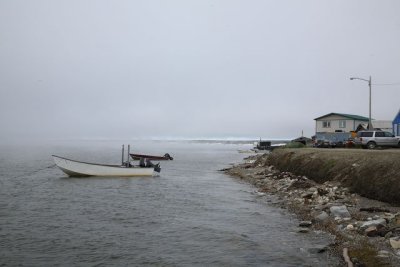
52,145,160,177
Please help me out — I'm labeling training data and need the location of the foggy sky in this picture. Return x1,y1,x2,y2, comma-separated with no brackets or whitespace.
1,0,399,142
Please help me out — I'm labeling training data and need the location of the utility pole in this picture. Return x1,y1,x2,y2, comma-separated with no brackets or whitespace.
368,76,372,129
350,76,372,130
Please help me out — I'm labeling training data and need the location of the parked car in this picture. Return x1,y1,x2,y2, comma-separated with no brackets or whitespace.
354,130,400,149
314,139,336,148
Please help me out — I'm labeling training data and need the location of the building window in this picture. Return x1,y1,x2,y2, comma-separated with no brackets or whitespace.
322,121,331,128
339,120,346,128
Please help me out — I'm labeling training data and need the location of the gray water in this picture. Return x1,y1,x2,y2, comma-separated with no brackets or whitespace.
0,140,336,266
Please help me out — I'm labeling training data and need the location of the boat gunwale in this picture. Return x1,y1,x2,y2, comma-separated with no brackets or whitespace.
129,153,172,160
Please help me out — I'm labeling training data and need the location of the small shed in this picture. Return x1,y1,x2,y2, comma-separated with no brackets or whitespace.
393,109,400,136
292,136,312,145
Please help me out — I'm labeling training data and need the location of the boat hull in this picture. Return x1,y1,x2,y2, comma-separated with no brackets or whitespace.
130,153,173,161
52,155,156,177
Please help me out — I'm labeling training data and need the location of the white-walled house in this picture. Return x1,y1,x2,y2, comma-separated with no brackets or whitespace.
314,113,369,133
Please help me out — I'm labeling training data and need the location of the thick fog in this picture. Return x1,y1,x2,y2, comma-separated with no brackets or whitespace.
1,0,399,142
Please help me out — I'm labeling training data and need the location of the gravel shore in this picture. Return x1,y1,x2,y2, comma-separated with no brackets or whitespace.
225,148,400,267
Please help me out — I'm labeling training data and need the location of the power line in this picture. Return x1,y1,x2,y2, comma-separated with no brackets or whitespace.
372,82,400,86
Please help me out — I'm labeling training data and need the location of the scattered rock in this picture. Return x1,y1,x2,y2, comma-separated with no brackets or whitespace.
255,192,266,197
365,226,378,237
298,227,310,233
359,219,387,231
314,211,329,223
383,213,395,222
389,214,400,227
372,215,380,220
308,245,328,254
390,237,400,249
301,192,314,199
317,187,329,196
377,250,390,258
330,205,351,219
359,207,391,213
289,179,314,189
299,221,312,227
384,231,393,239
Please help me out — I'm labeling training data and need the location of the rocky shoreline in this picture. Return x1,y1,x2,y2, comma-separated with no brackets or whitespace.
225,150,400,267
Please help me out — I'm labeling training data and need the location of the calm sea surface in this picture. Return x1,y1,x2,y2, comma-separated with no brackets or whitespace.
0,140,336,266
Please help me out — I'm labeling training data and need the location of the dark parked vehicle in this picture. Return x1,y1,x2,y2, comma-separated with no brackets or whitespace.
354,130,400,149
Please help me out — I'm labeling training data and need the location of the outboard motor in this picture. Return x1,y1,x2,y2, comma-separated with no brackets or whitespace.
154,163,161,173
164,153,173,160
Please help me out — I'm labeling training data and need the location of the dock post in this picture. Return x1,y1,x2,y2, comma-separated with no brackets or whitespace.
127,145,130,167
121,145,124,165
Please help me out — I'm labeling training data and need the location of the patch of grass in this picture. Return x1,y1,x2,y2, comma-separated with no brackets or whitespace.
348,239,390,267
284,142,306,149
323,159,337,173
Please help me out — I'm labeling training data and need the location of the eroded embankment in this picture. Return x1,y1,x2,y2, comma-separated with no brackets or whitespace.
265,148,400,205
